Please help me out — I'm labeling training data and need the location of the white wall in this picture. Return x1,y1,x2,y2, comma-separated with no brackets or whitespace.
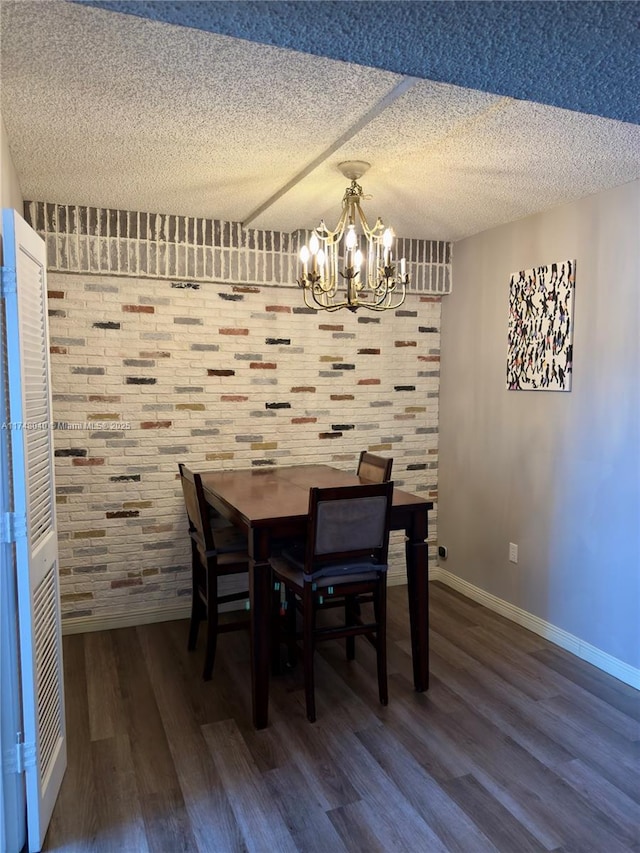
0,113,22,218
438,180,640,671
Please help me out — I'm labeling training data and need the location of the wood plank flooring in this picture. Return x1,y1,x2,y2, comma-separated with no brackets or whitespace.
44,582,640,852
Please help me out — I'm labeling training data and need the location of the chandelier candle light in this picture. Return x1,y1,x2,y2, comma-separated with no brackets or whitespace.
297,161,408,312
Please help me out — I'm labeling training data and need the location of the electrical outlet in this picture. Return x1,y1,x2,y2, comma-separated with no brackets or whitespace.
438,545,448,560
509,542,518,563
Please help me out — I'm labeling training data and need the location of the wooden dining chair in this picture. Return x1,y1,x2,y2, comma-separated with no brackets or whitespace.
351,452,394,627
178,463,250,680
270,481,394,722
357,451,393,483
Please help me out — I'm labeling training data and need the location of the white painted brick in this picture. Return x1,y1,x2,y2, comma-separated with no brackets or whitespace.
48,267,441,621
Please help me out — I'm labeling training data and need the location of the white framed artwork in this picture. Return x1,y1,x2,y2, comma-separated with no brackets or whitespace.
507,259,575,391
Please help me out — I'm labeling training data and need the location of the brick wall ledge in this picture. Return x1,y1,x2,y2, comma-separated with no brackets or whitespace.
26,200,452,293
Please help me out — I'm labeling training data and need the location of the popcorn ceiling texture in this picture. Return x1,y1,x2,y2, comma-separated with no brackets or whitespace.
27,204,442,627
4,2,639,244
86,0,638,124
2,2,401,231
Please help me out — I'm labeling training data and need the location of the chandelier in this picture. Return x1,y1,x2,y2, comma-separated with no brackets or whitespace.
297,161,408,312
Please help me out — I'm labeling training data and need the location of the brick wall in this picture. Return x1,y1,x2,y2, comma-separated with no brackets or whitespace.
28,204,444,629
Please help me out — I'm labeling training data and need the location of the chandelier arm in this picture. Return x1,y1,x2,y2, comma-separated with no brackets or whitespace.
301,277,406,312
304,285,330,312
352,199,385,240
315,283,339,301
371,283,407,310
297,271,335,296
310,287,349,312
312,279,338,295
314,205,349,245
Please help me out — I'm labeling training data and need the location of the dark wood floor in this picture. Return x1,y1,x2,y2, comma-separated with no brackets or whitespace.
45,582,640,852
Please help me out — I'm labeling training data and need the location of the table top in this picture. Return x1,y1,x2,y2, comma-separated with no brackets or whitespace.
198,464,432,528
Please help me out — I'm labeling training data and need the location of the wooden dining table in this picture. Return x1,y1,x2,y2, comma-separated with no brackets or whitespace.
197,463,433,729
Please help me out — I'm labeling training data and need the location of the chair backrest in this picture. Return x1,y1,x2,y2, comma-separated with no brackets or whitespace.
304,481,394,577
178,463,215,557
357,451,393,483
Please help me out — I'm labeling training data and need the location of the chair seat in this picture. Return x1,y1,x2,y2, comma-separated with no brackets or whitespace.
280,544,386,574
271,553,382,589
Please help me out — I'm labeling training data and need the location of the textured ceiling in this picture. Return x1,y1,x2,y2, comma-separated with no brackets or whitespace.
83,0,640,125
1,1,639,241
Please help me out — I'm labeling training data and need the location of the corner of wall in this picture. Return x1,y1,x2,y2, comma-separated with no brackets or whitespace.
0,113,23,226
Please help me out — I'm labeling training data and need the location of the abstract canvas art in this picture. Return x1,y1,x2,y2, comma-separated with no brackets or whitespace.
507,259,576,391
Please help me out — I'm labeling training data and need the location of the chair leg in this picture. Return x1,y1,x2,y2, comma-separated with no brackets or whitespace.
303,585,316,722
188,549,202,651
285,586,298,668
345,595,356,661
188,598,201,651
203,571,218,681
271,579,282,676
374,574,388,706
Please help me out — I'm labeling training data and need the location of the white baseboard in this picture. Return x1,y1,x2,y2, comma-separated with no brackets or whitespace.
430,566,640,691
61,578,409,635
62,568,639,692
62,603,191,635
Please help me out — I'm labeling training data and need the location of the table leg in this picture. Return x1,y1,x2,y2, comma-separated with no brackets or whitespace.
405,510,429,691
249,528,272,729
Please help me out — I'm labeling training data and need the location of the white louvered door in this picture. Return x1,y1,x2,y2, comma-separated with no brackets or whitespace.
2,209,66,852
